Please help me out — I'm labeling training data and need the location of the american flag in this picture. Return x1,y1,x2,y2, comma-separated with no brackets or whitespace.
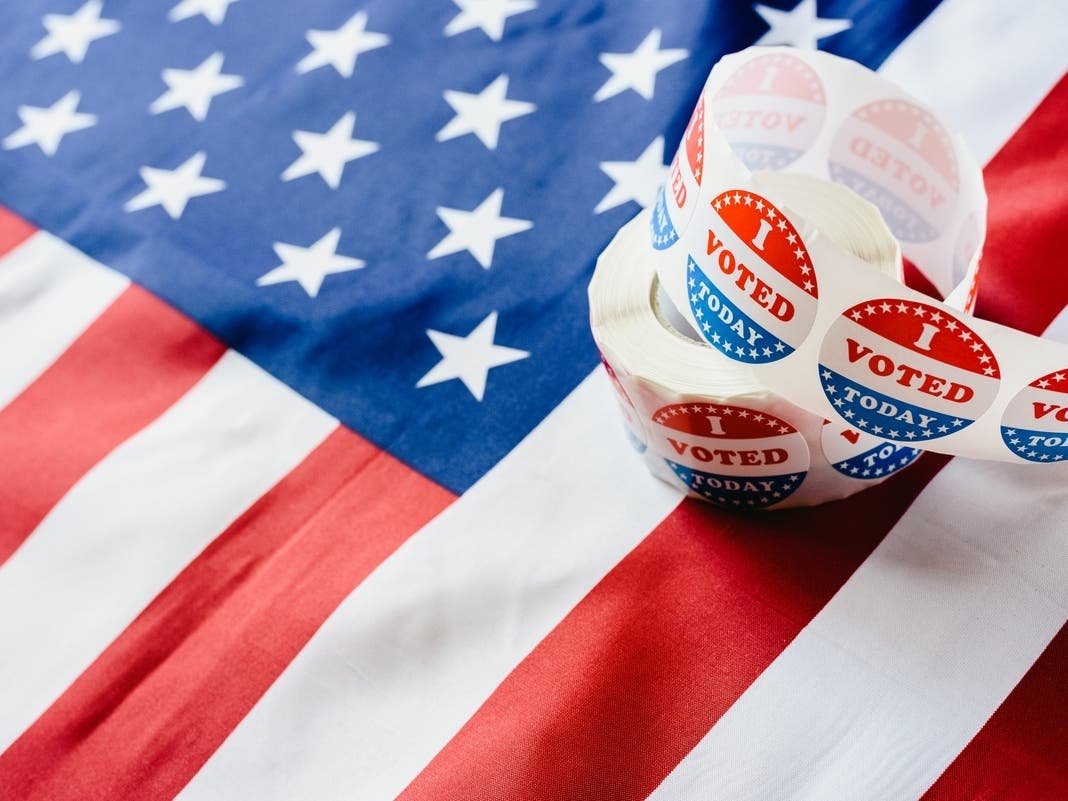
0,0,1066,797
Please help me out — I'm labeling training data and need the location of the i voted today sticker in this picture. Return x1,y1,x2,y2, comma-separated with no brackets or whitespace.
1000,369,1068,462
712,51,827,171
688,189,818,363
819,298,1000,443
820,420,921,479
650,401,809,509
651,96,705,251
829,99,959,243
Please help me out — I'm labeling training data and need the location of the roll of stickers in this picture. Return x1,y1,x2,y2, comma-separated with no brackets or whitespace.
591,171,924,509
645,46,1068,466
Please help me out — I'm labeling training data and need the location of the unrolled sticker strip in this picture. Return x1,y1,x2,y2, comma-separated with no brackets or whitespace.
650,47,1068,464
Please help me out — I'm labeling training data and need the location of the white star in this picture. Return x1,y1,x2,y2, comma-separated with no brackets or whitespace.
444,0,536,42
256,227,364,297
594,136,668,214
31,0,120,64
150,52,243,122
416,312,529,401
124,151,226,219
754,0,852,50
169,0,239,25
296,11,389,78
2,91,96,156
436,74,536,150
282,112,378,188
594,29,688,102
427,188,532,269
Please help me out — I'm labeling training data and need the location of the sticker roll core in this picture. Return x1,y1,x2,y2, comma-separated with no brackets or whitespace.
590,172,922,509
648,46,1068,465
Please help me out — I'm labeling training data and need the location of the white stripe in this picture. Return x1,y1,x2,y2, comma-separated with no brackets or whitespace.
649,458,1068,801
0,350,336,752
0,231,127,409
878,0,1068,165
176,368,683,801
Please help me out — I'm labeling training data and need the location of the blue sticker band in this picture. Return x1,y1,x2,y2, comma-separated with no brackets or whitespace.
829,442,922,479
829,163,938,243
666,460,804,509
650,186,679,251
730,142,805,172
1001,426,1068,462
820,365,974,441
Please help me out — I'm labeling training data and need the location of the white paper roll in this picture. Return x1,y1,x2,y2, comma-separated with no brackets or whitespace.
591,171,924,509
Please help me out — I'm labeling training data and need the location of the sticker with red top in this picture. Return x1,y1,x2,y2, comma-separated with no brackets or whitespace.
689,189,817,363
650,402,809,509
712,52,827,170
829,99,959,243
820,421,921,479
818,298,1000,443
1000,369,1068,462
651,97,704,251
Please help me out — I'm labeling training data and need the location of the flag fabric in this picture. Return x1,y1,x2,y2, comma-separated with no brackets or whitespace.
0,0,1066,798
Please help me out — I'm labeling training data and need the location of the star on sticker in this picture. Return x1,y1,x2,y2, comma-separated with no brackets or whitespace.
297,11,389,78
150,52,243,122
416,312,529,401
124,151,226,219
427,188,532,269
594,28,688,102
594,136,668,214
282,112,378,188
169,0,238,25
31,0,120,64
437,74,536,150
2,90,96,156
444,0,536,42
256,227,364,297
754,0,852,50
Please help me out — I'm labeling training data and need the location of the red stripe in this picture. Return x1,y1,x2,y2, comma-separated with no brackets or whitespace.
920,625,1068,800
975,73,1068,335
0,426,455,800
0,285,226,565
0,206,35,255
397,457,948,801
398,76,1068,801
